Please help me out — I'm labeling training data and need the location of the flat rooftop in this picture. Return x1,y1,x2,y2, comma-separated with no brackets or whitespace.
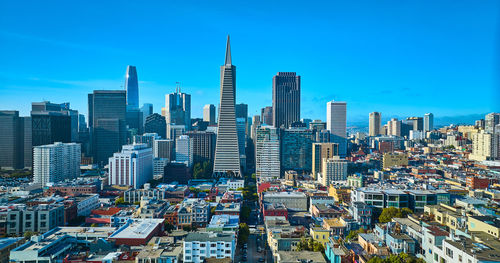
109,219,164,239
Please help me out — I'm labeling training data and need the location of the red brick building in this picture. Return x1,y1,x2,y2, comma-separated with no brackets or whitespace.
466,176,490,189
263,203,288,219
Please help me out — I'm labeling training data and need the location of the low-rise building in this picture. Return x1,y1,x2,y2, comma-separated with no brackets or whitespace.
262,192,307,211
183,232,236,263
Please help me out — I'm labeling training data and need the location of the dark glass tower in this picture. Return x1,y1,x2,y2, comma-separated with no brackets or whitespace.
88,90,127,165
213,36,241,177
125,65,139,110
272,72,301,129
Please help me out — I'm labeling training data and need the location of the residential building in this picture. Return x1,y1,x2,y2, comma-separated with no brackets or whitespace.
0,111,31,169
424,113,434,132
263,192,307,211
175,135,193,167
153,139,174,160
256,126,280,180
33,142,81,186
319,157,348,186
369,112,382,136
183,232,236,263
485,112,500,133
383,152,408,169
312,142,339,179
281,127,313,174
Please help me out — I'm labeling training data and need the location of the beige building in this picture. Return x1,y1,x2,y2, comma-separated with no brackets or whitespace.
312,143,339,179
369,112,382,136
382,152,408,169
467,215,500,238
424,203,467,230
470,131,498,161
319,157,348,186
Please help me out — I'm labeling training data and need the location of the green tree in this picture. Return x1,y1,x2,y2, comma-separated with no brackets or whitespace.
379,207,413,223
240,205,251,222
345,228,366,241
115,197,126,206
164,222,175,233
24,231,36,239
238,223,250,246
193,163,202,179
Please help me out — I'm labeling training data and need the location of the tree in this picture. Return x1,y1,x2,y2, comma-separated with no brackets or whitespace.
164,222,175,233
367,253,425,263
240,205,251,222
115,197,126,206
24,231,36,239
296,237,324,252
345,228,366,241
182,225,192,232
238,223,250,246
379,207,413,223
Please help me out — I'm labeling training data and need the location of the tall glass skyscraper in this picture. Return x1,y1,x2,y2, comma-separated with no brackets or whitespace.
164,87,191,130
272,72,300,129
213,36,241,177
125,65,139,110
327,101,347,157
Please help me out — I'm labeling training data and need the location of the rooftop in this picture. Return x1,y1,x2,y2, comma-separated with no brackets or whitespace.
109,219,164,239
184,232,235,242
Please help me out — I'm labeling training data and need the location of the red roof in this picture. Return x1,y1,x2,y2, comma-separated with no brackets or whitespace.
85,217,111,224
91,207,121,216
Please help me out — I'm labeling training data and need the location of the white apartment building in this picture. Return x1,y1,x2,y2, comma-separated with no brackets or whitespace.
108,143,153,189
153,158,168,178
183,232,235,263
326,101,347,157
255,126,280,180
319,156,348,186
33,142,81,186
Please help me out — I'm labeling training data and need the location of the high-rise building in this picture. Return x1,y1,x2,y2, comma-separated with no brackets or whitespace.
236,103,249,139
125,65,139,110
236,117,247,165
424,113,434,132
281,127,313,174
406,117,423,131
88,90,127,165
175,135,193,167
309,120,326,131
187,131,216,164
272,72,300,129
33,142,81,186
203,104,216,125
144,113,166,139
0,111,31,169
140,103,153,126
31,101,73,146
261,106,273,126
167,124,186,140
255,127,280,180
133,133,159,148
153,139,174,160
485,113,500,133
387,118,401,137
470,131,500,161
250,115,261,141
312,143,339,179
319,156,348,186
369,112,382,136
213,36,241,177
326,101,347,157
164,86,191,130
108,144,153,189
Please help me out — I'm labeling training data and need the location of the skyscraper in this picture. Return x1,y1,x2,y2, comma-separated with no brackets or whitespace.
261,106,273,126
406,117,423,131
326,101,347,157
31,101,73,147
424,113,434,132
213,36,241,177
387,118,402,136
164,86,191,130
255,127,280,180
272,72,300,128
187,131,216,164
369,112,382,136
88,90,127,165
203,104,216,125
33,142,81,186
281,127,313,174
144,113,166,139
485,113,500,134
0,111,31,169
140,103,153,126
125,65,139,110
175,135,193,167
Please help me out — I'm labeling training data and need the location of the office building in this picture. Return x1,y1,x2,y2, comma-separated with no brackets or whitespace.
312,143,339,179
187,131,216,164
124,65,139,110
167,124,186,140
133,133,159,148
213,36,241,177
424,113,434,132
250,115,261,141
203,104,216,125
164,86,191,130
369,112,382,136
33,142,81,186
163,162,191,184
326,101,347,157
88,90,127,165
153,139,174,160
0,111,31,170
183,232,236,263
140,103,153,125
470,131,499,161
175,135,193,167
319,157,348,186
406,117,423,131
153,158,168,177
236,117,246,167
144,113,166,139
108,144,153,189
486,113,500,133
281,127,313,174
255,127,280,180
31,101,73,147
387,118,401,137
272,72,300,128
261,106,273,126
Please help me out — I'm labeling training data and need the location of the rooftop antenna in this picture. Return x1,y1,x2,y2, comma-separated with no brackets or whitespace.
176,82,181,93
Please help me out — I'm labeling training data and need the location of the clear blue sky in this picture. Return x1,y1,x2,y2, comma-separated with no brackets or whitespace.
1,0,499,124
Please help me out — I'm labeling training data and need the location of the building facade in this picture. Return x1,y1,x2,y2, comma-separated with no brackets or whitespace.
272,72,300,129
256,126,280,180
33,142,81,186
326,101,347,157
108,144,153,189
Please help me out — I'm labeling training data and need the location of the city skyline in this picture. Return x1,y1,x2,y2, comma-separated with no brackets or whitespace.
1,1,498,125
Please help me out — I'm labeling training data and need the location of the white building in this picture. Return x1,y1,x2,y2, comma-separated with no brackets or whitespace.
409,130,425,140
470,131,498,161
175,135,193,167
424,113,434,132
108,143,153,189
33,142,81,186
319,156,348,186
153,158,168,178
326,101,347,157
183,232,236,263
255,126,280,180
76,194,100,216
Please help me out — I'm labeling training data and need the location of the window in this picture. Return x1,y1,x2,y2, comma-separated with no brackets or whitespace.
225,244,230,247
200,243,206,247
